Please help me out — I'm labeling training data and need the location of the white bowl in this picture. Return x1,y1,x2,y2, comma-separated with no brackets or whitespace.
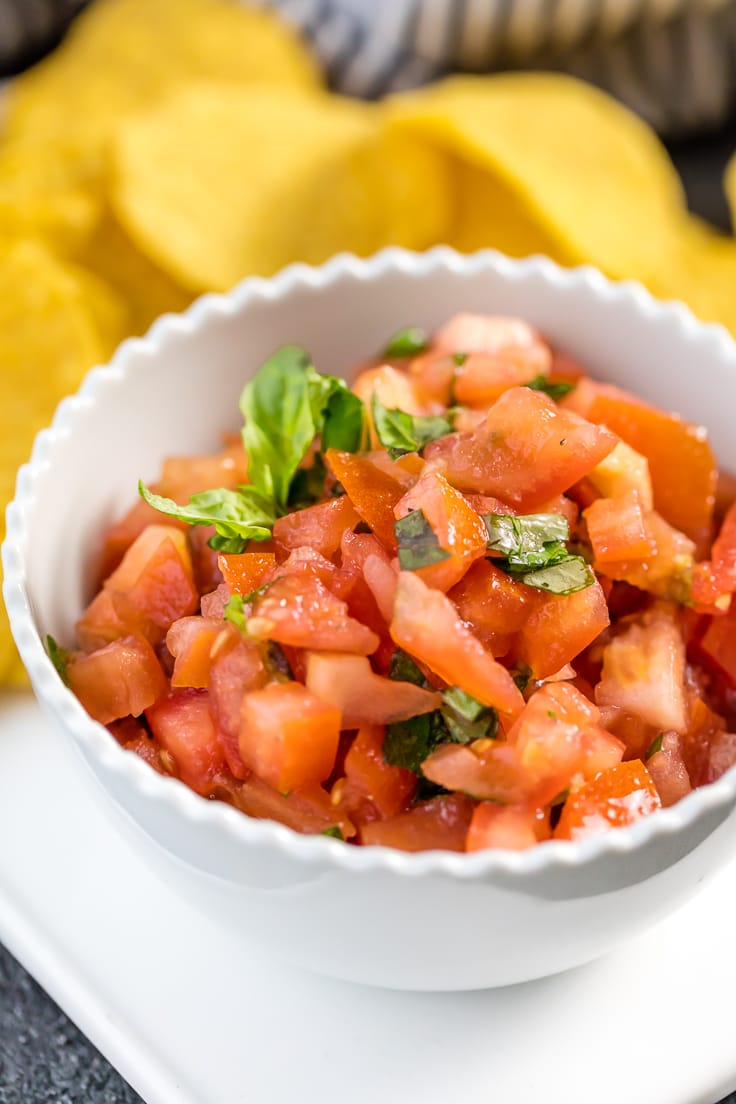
6,248,736,991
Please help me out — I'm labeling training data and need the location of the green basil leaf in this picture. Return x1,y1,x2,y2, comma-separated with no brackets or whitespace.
383,711,448,775
394,509,451,571
371,394,452,458
647,733,665,759
239,345,316,512
139,482,275,553
288,454,327,510
388,648,427,687
452,352,468,367
223,593,247,631
518,556,595,595
512,665,532,693
441,686,498,744
46,634,71,687
484,512,570,568
527,375,575,401
320,386,365,452
321,825,344,840
383,326,428,359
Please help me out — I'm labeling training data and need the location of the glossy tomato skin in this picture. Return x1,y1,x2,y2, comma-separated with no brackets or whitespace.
166,615,224,689
68,635,168,725
359,793,475,852
305,651,440,727
554,760,661,841
273,496,360,559
646,731,692,807
423,387,617,510
146,687,226,795
338,725,417,826
247,573,380,655
448,559,534,656
584,490,652,563
466,803,549,851
324,449,405,550
233,772,356,839
218,550,277,597
208,629,267,778
239,681,342,794
516,579,610,680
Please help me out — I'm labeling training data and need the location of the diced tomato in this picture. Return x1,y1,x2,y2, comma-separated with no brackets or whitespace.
449,559,535,656
680,696,727,787
123,733,170,775
409,351,457,407
434,313,551,372
536,493,579,530
166,615,224,688
68,635,167,724
692,501,736,610
340,529,397,623
584,490,653,563
324,449,404,550
465,803,549,851
218,550,277,597
359,793,475,852
390,570,525,716
701,730,736,785
394,467,487,592
78,525,198,650
593,510,695,602
200,581,230,619
454,353,550,407
595,604,687,733
554,760,661,841
273,496,360,559
146,688,226,795
233,773,356,838
423,387,617,510
516,579,610,680
697,596,736,684
305,651,440,726
646,731,692,807
581,384,717,539
246,573,379,655
239,682,341,793
596,706,659,761
97,496,185,582
158,439,248,502
352,363,431,420
208,630,267,777
186,525,223,595
587,440,653,510
280,546,339,589
338,725,416,825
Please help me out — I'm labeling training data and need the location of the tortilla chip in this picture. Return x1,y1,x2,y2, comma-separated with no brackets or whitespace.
111,84,452,292
726,153,736,234
386,73,687,284
647,218,736,338
0,239,116,684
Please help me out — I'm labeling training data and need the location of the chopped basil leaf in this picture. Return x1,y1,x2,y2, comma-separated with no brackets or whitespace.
383,326,428,359
414,777,451,801
388,648,427,687
265,641,294,681
484,512,570,569
139,482,275,554
527,376,575,401
512,665,532,692
320,386,365,453
452,352,468,367
321,826,344,840
383,711,448,775
395,509,451,571
371,394,452,458
441,686,498,744
518,557,594,595
223,593,247,631
647,733,665,759
46,634,71,686
288,454,327,509
550,787,569,807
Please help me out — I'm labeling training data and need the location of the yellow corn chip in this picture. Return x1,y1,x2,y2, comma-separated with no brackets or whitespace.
726,153,736,233
387,73,687,283
648,218,736,338
0,239,117,684
111,84,452,292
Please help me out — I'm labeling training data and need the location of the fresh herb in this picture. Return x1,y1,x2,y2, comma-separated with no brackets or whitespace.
371,394,452,459
223,593,247,631
484,512,594,595
321,825,344,840
383,326,428,359
452,352,468,367
394,509,451,572
647,733,665,759
388,648,426,687
517,557,595,595
484,512,570,569
265,641,293,681
139,483,275,553
441,686,498,745
383,710,449,775
512,665,532,693
527,376,575,401
550,787,569,806
46,634,71,686
288,454,327,509
141,344,367,552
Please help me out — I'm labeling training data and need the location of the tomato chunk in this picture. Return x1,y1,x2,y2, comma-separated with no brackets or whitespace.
390,571,525,716
554,760,661,841
424,387,617,510
692,501,736,610
449,559,534,656
68,635,167,725
218,550,277,597
247,573,379,655
146,688,225,795
394,467,487,592
587,440,653,510
434,313,550,370
646,731,692,808
516,579,610,680
166,615,224,689
584,490,653,563
305,652,440,726
324,449,404,550
273,496,360,559
339,725,416,825
698,596,736,684
466,803,549,851
359,793,474,852
234,774,356,839
208,631,268,778
239,682,341,793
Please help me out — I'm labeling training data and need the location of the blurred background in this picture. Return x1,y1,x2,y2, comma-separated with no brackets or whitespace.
1,2,736,1101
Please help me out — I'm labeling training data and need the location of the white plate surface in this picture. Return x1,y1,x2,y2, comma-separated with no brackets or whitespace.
1,690,735,1104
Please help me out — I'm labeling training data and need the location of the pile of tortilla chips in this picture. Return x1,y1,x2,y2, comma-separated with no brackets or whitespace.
2,0,736,684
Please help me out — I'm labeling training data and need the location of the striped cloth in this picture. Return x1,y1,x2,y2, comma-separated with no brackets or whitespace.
1,0,735,134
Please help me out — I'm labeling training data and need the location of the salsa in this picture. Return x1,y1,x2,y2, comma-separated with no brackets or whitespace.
52,313,736,852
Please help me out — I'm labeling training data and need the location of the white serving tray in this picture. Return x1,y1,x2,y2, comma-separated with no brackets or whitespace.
1,689,735,1104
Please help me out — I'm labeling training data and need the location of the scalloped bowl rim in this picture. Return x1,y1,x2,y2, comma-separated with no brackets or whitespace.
5,246,736,882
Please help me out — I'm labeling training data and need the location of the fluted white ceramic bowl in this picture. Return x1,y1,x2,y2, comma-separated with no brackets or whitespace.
6,248,736,991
